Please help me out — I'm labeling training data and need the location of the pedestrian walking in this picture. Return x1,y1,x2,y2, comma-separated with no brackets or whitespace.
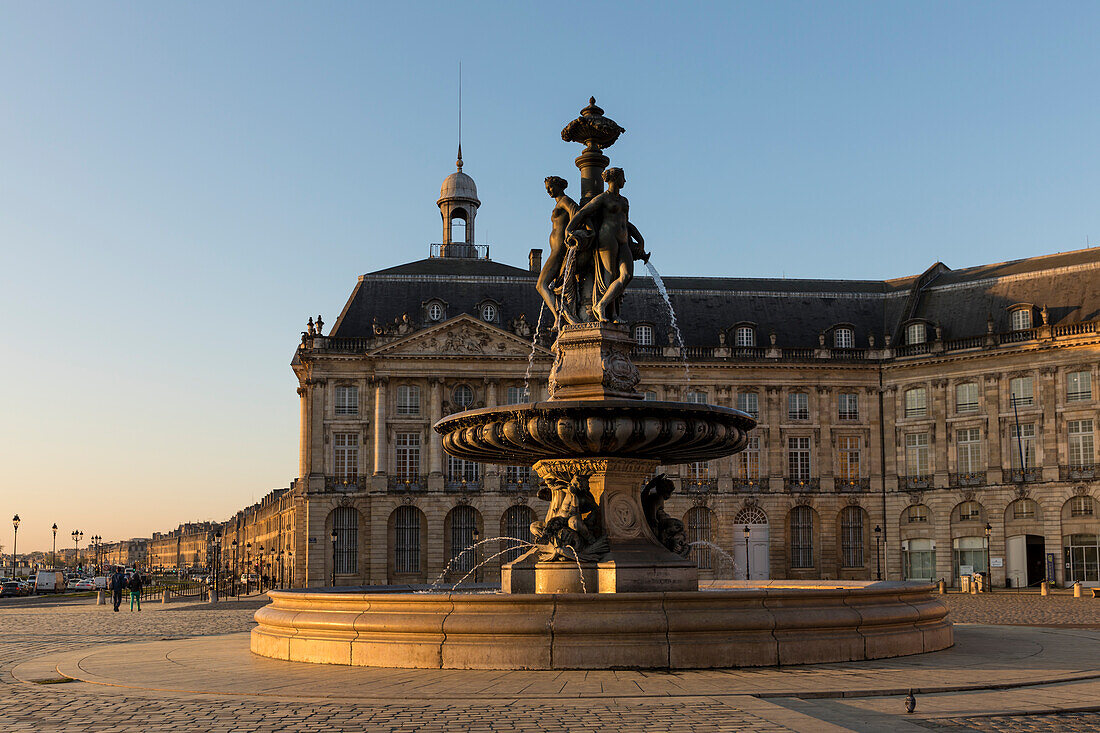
109,567,126,612
128,571,143,612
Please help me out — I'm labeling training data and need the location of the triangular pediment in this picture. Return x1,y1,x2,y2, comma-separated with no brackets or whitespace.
370,314,550,358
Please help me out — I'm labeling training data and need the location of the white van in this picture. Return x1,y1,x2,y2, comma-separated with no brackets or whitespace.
34,570,65,594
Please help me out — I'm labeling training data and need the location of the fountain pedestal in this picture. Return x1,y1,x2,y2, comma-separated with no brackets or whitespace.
548,323,641,401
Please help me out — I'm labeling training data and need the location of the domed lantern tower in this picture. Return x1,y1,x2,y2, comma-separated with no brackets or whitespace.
436,145,480,258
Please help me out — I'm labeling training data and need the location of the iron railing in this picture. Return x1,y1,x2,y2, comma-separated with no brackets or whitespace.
949,471,986,488
388,474,427,492
899,475,934,490
1060,464,1098,481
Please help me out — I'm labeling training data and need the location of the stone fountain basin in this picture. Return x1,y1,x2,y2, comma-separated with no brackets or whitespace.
251,582,951,670
434,399,756,465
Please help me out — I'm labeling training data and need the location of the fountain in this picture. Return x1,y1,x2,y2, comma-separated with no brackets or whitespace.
251,98,951,670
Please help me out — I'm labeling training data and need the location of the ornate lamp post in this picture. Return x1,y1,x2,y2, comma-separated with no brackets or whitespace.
258,544,265,592
51,523,58,569
71,529,83,570
330,528,338,587
286,550,294,589
91,535,102,573
11,515,20,579
874,525,882,581
742,524,751,580
231,539,239,598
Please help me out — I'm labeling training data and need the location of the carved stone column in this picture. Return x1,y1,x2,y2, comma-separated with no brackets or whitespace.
372,378,388,475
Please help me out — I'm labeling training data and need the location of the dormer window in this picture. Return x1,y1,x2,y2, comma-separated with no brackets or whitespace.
481,304,497,322
1010,307,1032,331
906,322,926,345
428,303,444,322
734,326,755,347
833,327,854,349
634,324,654,346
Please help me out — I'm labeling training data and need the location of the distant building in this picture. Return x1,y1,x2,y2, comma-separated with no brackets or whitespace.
272,158,1100,590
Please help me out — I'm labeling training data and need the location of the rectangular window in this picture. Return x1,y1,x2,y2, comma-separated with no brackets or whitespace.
736,391,759,418
788,437,811,481
1011,308,1032,331
446,455,481,484
838,392,859,421
906,322,926,344
836,436,860,481
396,385,420,416
334,386,358,416
506,386,528,405
1069,420,1095,467
686,390,707,404
956,427,982,473
687,461,710,480
1010,376,1034,407
955,383,979,413
788,393,809,421
738,436,760,479
904,388,927,418
905,432,930,476
394,432,420,479
333,432,359,480
1010,423,1035,469
907,505,929,523
643,390,657,401
504,465,531,485
1067,371,1093,402
790,507,814,569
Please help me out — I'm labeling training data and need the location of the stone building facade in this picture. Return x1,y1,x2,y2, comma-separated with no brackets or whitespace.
146,522,217,572
281,166,1100,590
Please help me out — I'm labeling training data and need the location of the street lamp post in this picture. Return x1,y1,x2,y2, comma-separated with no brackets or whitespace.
330,529,338,587
287,551,294,589
51,523,57,569
984,523,993,593
874,525,882,581
12,515,20,579
213,530,221,600
91,535,101,573
245,543,252,595
71,529,83,570
231,540,239,599
742,524,751,580
258,545,265,592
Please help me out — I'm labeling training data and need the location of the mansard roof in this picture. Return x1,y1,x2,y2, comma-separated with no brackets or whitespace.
327,247,1100,349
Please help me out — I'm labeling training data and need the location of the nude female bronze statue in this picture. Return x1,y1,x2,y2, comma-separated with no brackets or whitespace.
536,176,580,325
565,167,648,323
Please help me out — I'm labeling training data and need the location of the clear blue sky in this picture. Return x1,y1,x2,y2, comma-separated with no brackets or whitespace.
2,2,1098,553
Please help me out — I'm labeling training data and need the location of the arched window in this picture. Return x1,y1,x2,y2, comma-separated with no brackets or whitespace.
839,506,864,568
905,387,928,417
833,327,854,349
685,507,712,569
634,324,654,346
448,505,478,574
1070,495,1095,517
1010,307,1032,331
790,506,814,568
451,212,467,243
734,506,768,525
735,326,755,347
393,506,421,573
501,505,537,565
906,322,926,345
481,303,497,322
332,507,358,575
906,505,930,523
452,384,474,409
1010,499,1038,520
956,501,983,522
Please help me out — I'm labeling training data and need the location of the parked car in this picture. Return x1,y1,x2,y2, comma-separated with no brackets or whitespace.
72,579,95,591
0,582,22,598
240,573,259,584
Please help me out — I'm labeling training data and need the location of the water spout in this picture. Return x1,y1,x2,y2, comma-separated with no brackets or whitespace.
644,260,690,382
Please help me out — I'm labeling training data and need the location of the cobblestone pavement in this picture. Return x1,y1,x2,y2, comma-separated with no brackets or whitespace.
924,713,1100,731
2,595,1098,732
941,591,1100,627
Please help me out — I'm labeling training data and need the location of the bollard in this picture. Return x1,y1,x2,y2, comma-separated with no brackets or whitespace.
209,586,218,604
937,579,946,594
96,590,105,606
161,589,170,604
1040,580,1049,596
1074,582,1082,598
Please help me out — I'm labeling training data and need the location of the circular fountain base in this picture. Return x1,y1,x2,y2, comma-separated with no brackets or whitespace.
251,582,951,670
